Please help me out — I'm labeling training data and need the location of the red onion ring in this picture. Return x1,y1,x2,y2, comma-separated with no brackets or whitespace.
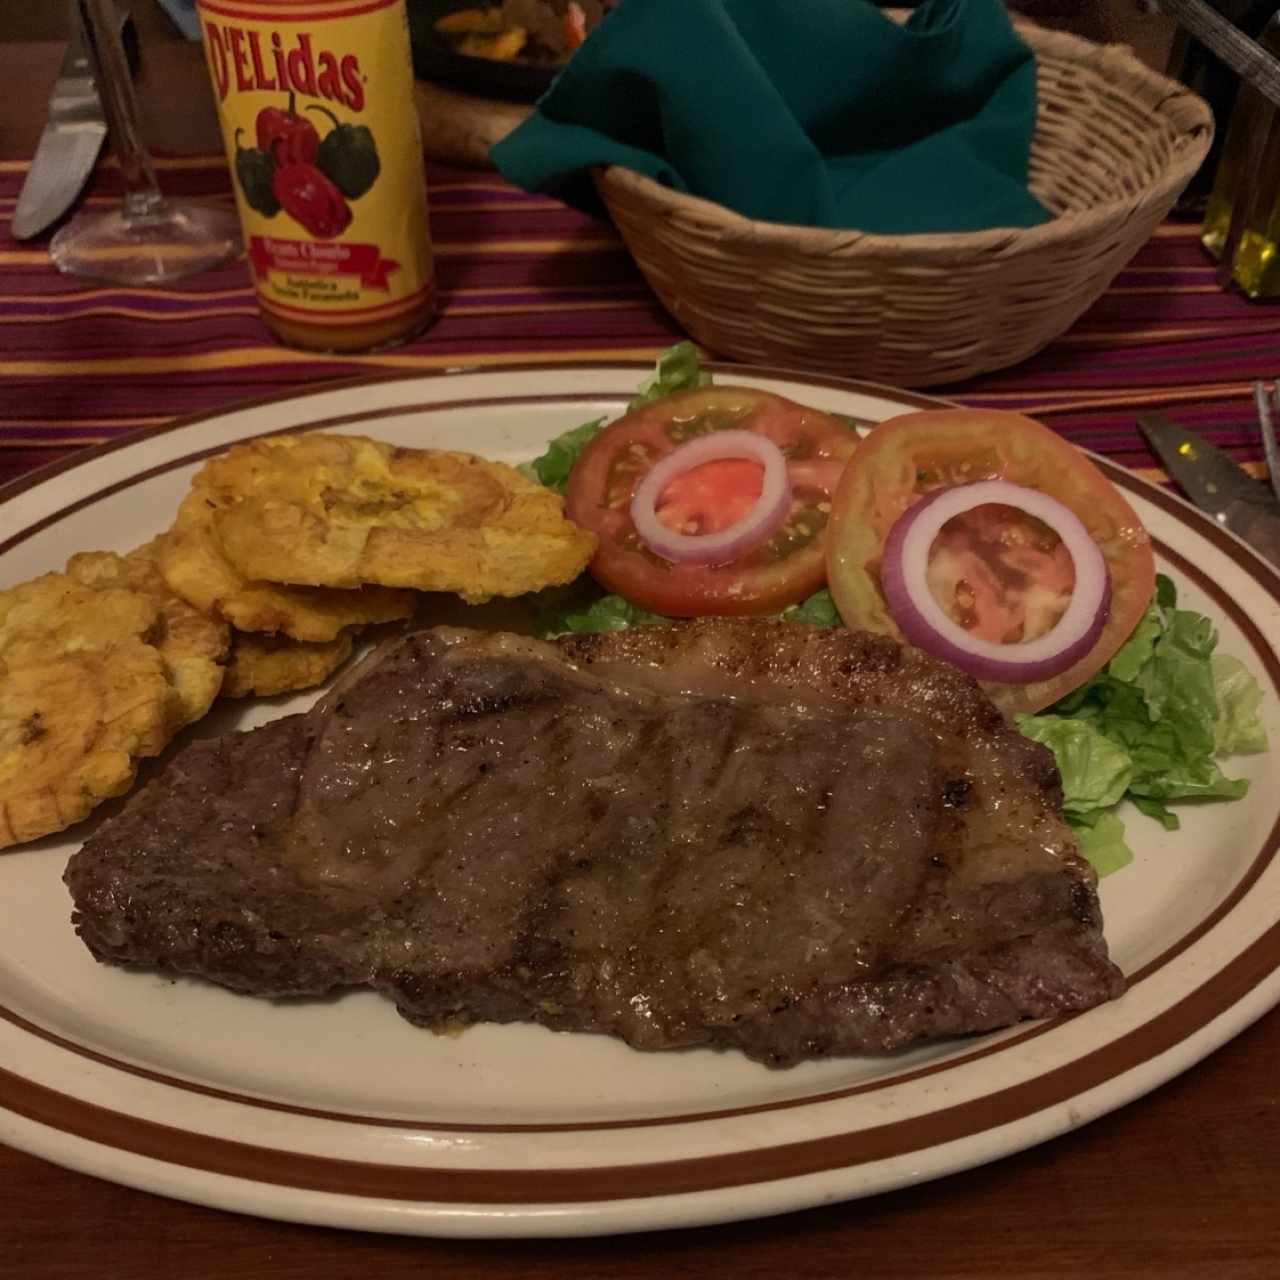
881,479,1111,683
630,430,792,565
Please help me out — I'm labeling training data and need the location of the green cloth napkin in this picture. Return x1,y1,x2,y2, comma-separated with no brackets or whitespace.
491,0,1050,235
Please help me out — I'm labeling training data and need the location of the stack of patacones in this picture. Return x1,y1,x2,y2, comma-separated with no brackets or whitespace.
0,433,596,849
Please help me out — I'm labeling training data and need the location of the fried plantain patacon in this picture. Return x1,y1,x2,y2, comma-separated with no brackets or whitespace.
192,433,596,603
0,545,231,848
64,541,229,730
221,629,356,699
158,489,417,642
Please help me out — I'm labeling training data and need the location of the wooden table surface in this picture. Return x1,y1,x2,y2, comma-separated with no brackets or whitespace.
2,5,1278,1277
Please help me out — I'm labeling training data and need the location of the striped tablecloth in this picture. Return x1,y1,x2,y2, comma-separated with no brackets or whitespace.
2,153,1278,493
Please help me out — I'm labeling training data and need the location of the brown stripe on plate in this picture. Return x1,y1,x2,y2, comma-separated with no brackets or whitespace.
3,515,1275,1136
0,360,941,527
3,910,1280,1205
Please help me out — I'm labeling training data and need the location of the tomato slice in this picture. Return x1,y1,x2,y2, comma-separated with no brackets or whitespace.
565,386,859,616
825,409,1156,715
927,503,1076,643
655,458,765,534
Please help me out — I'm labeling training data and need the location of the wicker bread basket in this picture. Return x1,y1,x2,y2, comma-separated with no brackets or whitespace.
593,22,1212,388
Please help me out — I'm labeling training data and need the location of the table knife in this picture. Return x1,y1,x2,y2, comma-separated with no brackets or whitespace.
10,6,134,241
1138,412,1280,571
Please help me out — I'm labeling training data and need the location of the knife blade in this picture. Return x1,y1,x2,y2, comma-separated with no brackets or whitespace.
1138,412,1280,571
10,6,114,241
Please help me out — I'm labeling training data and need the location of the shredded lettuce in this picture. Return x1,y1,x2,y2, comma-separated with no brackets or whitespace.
1213,653,1270,755
1015,717,1133,822
535,587,842,638
1070,811,1134,879
778,588,842,627
627,339,712,408
518,417,606,495
519,341,711,494
526,343,849,637
534,587,669,636
1017,574,1267,875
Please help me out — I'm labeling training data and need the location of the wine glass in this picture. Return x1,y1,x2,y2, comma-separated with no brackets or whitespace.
50,0,242,285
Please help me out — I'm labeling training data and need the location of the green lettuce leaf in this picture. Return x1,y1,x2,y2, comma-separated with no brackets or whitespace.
1103,600,1164,685
518,417,606,495
1014,715,1133,821
999,711,1138,876
519,341,712,495
778,589,843,627
536,587,845,638
1213,653,1269,755
1135,606,1218,731
627,340,711,409
535,591,669,636
1130,794,1179,831
1070,811,1134,879
1017,573,1267,874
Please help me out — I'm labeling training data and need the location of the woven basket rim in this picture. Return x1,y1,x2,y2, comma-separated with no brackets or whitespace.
594,22,1213,260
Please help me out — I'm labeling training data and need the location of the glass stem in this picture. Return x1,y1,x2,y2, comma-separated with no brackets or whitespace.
76,0,164,216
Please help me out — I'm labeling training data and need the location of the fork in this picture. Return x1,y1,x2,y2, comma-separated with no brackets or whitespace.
1253,381,1280,503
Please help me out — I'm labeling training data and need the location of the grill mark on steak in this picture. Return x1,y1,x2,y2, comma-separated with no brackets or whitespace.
65,620,1125,1067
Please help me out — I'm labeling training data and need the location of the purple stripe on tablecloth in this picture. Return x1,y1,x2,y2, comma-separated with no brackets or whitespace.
0,278,657,312
428,205,614,235
3,156,1279,497
1077,295,1274,325
1,378,327,420
957,334,1280,391
1108,237,1214,269
438,256,655,291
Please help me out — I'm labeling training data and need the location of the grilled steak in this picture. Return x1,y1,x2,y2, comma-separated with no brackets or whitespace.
65,621,1125,1066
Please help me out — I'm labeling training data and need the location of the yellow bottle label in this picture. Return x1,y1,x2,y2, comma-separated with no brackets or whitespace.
197,0,433,332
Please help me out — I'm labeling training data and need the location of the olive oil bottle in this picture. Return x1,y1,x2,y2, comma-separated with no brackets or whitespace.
1201,9,1280,298
1170,0,1266,216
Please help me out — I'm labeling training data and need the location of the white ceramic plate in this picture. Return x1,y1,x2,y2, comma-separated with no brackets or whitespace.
1,364,1278,1239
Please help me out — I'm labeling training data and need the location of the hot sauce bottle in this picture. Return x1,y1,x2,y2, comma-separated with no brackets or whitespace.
196,0,435,351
